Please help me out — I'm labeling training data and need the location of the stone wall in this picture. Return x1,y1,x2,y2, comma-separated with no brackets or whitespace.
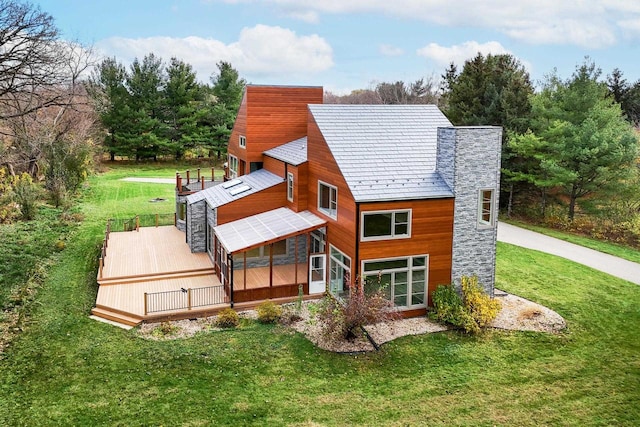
175,192,188,232
187,200,207,253
437,126,502,294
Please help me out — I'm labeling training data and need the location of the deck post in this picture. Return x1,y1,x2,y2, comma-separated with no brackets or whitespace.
187,288,192,310
201,176,205,189
197,168,201,182
136,215,139,231
228,254,234,308
174,212,177,226
99,257,103,279
144,292,148,316
186,170,190,184
211,167,215,181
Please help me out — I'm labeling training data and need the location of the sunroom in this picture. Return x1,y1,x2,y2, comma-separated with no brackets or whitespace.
212,207,327,304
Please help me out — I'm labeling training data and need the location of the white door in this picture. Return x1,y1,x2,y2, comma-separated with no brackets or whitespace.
309,254,326,294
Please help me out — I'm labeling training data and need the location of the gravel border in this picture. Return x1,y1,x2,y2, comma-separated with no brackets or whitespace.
136,290,566,352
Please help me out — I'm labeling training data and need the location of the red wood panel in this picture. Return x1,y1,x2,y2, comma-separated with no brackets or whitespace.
285,163,308,212
306,114,357,283
233,284,308,303
227,92,248,173
243,86,323,164
358,198,454,306
217,183,287,225
263,156,286,178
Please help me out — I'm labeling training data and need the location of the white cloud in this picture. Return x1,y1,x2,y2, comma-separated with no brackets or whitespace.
379,44,404,56
417,41,510,68
95,24,333,81
217,0,640,48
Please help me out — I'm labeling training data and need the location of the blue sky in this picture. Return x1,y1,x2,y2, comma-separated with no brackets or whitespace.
34,0,640,94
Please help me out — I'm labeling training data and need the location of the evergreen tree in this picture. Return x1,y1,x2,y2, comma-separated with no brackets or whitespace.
210,62,245,158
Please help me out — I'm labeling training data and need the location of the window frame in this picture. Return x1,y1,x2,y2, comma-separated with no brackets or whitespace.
477,188,496,228
239,135,246,149
360,209,412,242
329,244,351,297
228,154,238,179
317,180,338,220
361,254,429,309
287,172,294,202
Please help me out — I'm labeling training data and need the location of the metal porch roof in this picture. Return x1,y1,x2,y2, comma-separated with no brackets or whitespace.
263,137,308,166
213,207,326,254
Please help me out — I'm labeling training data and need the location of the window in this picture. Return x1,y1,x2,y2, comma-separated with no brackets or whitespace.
245,240,288,259
361,210,411,241
362,255,428,309
318,181,337,219
478,189,496,228
329,245,351,297
250,162,263,173
228,155,238,179
239,135,246,148
287,172,294,202
310,228,326,254
177,202,186,221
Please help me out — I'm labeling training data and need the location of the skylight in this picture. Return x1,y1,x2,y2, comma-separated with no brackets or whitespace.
228,184,251,196
222,178,242,189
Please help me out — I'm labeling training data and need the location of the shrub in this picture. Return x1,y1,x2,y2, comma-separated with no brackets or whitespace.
152,321,178,338
430,276,501,334
318,278,400,341
461,275,501,329
12,173,40,220
256,301,282,323
215,308,239,328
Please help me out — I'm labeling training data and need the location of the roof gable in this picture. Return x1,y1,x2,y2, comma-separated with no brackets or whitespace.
308,104,454,202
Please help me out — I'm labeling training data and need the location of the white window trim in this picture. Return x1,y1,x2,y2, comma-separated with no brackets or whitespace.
317,180,338,220
239,135,246,149
477,188,496,229
360,209,412,242
287,172,294,202
228,154,238,179
361,254,429,309
329,244,351,296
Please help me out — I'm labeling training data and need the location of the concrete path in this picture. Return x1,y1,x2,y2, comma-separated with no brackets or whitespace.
497,222,640,285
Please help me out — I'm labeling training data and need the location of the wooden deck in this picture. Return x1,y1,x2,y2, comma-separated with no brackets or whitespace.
93,226,225,326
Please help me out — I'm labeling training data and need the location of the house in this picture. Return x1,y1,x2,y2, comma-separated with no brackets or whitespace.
177,85,502,317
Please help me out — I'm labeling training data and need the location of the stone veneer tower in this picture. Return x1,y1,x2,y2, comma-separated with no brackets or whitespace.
436,126,503,295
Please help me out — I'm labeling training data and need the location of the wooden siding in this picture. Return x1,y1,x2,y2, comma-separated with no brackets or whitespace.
228,86,323,168
358,198,454,305
306,114,357,282
216,183,287,225
286,163,308,212
263,155,286,177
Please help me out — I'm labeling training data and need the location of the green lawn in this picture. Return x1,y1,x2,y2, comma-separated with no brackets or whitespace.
506,219,640,264
0,167,638,426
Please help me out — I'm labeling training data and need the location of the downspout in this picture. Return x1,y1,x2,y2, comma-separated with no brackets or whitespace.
355,202,361,285
228,253,234,308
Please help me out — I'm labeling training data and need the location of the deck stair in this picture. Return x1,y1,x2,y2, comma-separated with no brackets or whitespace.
91,305,143,327
98,267,215,286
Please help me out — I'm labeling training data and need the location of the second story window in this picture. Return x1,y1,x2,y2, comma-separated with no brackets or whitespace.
287,172,294,202
228,155,238,179
361,210,411,241
318,181,337,219
239,135,246,148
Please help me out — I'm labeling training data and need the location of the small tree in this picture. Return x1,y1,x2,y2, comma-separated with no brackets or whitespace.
12,173,40,220
318,278,400,341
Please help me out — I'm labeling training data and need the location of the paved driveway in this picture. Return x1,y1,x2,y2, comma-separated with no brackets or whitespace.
497,222,640,286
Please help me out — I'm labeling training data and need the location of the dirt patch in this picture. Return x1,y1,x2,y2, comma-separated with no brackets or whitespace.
136,290,566,351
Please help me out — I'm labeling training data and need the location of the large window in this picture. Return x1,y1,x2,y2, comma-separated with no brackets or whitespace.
318,181,337,219
287,172,294,202
228,155,238,179
361,210,411,241
478,189,496,228
362,255,428,309
329,245,350,297
239,135,246,148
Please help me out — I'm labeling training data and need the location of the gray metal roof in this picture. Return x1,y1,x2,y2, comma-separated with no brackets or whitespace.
214,207,326,254
308,104,454,202
263,137,308,166
186,169,283,207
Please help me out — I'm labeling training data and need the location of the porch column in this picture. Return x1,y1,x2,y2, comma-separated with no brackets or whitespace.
269,244,273,288
228,253,234,308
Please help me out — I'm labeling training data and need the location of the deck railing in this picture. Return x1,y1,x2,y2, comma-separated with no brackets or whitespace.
144,285,227,315
97,213,177,279
176,168,218,190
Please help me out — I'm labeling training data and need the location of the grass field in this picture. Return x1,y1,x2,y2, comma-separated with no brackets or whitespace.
0,165,639,426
